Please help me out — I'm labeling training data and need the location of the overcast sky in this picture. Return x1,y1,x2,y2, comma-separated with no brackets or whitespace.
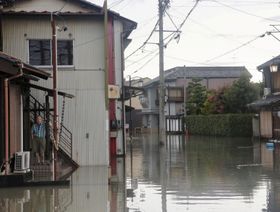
92,0,280,82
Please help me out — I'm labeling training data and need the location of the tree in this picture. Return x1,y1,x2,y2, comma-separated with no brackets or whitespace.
202,88,226,114
186,78,208,115
223,74,259,113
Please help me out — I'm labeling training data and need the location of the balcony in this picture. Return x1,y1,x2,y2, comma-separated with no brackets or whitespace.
142,108,159,114
167,96,184,102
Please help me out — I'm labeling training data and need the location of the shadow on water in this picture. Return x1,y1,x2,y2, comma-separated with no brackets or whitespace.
1,135,280,212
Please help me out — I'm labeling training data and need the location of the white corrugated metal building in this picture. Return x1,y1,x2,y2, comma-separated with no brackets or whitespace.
0,0,136,166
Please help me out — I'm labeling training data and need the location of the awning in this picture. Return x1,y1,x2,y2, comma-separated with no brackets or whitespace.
27,83,75,99
0,51,50,80
248,96,280,110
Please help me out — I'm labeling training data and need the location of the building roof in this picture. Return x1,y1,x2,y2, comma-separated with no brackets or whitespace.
144,66,251,87
0,51,50,79
248,95,280,110
257,55,280,71
1,0,137,38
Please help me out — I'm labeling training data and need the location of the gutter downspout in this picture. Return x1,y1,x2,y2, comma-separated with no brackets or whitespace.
121,32,126,156
4,65,23,175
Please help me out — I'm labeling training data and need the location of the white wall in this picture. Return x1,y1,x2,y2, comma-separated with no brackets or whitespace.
2,14,128,165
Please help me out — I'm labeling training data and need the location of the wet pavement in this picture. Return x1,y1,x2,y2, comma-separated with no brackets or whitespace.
0,134,280,212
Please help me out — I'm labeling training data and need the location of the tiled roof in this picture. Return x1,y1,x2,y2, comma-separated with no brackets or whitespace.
144,66,251,87
257,55,280,71
248,95,280,109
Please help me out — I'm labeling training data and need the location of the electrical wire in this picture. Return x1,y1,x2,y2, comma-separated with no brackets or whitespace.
128,52,159,75
126,49,159,68
210,0,280,22
109,0,125,9
164,0,201,47
125,19,159,60
204,33,266,63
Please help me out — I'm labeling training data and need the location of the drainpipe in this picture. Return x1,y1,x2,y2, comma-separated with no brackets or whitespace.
4,65,23,175
120,32,126,156
51,13,58,181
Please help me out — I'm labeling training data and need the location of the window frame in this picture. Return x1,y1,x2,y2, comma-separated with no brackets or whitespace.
27,39,74,69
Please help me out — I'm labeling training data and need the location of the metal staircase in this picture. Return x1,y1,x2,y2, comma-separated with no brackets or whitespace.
28,94,78,180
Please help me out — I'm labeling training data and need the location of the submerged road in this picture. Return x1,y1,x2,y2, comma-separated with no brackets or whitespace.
126,134,280,212
0,134,279,211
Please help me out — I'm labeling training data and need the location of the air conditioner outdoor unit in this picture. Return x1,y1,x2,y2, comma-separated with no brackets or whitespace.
14,151,30,173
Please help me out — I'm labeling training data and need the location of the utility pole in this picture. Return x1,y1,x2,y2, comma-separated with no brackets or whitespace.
158,0,166,145
51,13,58,180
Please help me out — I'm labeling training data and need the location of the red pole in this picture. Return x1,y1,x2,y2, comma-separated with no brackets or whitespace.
51,14,58,180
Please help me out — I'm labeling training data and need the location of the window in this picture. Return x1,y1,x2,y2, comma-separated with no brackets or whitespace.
29,40,51,66
57,40,73,66
29,39,73,66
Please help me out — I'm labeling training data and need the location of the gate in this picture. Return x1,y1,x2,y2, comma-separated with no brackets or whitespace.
166,115,185,134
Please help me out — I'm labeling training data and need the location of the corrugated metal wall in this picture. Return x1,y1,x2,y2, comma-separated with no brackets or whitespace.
2,15,115,166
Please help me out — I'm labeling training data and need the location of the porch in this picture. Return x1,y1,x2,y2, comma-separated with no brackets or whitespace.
0,52,77,186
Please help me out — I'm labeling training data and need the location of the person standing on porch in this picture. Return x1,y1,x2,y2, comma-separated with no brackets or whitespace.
31,115,46,164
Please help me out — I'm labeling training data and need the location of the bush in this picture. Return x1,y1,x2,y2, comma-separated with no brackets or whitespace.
186,114,253,137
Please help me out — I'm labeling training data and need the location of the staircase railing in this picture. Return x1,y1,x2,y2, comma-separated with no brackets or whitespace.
29,94,73,159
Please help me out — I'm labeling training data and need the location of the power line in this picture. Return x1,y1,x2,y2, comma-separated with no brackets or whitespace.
126,48,159,68
109,0,125,9
204,33,266,63
210,0,280,22
125,2,173,60
125,19,159,60
163,0,200,48
129,52,159,75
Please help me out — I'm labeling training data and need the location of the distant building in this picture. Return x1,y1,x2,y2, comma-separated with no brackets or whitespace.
249,55,280,139
141,66,251,131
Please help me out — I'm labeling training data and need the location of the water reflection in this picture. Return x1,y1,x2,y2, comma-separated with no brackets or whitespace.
126,135,280,212
1,135,280,212
0,166,111,212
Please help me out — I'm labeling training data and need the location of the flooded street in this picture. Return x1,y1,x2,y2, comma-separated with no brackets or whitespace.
0,134,280,211
126,135,280,212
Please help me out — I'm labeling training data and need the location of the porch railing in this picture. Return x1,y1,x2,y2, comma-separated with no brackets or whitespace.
28,94,73,159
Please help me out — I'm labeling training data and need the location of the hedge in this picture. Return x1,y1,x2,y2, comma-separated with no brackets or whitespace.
185,114,253,137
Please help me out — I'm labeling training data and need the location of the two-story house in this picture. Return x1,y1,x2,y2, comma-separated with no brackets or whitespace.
0,0,136,167
250,55,280,139
141,66,251,132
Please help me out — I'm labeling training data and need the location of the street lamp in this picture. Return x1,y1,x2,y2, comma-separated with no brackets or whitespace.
270,63,278,73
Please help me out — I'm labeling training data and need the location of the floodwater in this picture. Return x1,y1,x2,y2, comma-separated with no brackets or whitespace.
0,135,280,212
126,135,280,212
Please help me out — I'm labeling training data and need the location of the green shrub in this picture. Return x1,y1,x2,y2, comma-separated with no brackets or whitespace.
186,114,253,137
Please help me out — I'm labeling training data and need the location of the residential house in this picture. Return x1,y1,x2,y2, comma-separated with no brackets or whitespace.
124,77,149,131
0,52,78,182
141,66,251,131
0,0,137,166
0,52,50,172
249,55,280,139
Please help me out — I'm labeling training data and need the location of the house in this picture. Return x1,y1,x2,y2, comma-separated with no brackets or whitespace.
0,0,137,167
0,52,50,174
249,55,280,139
0,51,79,183
124,77,149,131
141,66,251,131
